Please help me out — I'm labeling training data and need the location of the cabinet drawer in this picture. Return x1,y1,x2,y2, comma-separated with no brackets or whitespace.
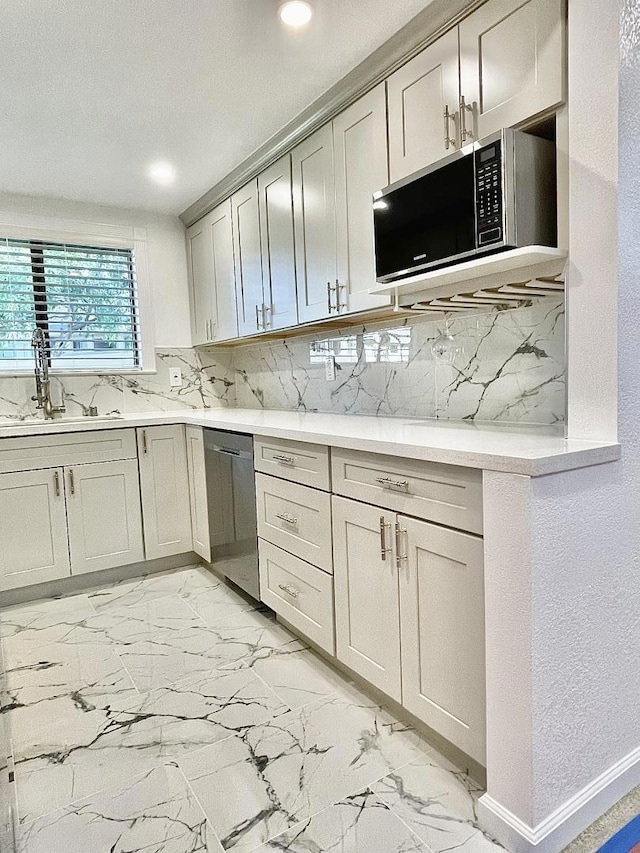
0,428,137,474
254,436,330,491
331,448,483,535
259,539,334,654
256,473,332,572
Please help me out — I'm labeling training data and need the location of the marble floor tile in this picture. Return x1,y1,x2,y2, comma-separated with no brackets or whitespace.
68,594,205,649
239,642,355,710
3,640,139,740
13,666,289,824
252,789,429,853
118,609,299,693
16,762,223,853
372,753,504,853
179,682,429,853
186,580,266,625
0,594,95,643
87,564,217,612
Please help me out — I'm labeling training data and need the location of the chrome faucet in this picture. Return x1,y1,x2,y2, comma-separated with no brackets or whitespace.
31,328,65,420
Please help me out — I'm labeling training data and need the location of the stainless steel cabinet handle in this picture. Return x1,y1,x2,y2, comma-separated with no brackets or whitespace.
444,104,457,150
379,516,392,561
276,512,298,525
335,279,346,312
273,454,296,465
395,521,408,568
460,94,474,143
68,468,75,495
256,304,261,330
54,470,60,497
262,303,270,330
142,430,148,454
278,582,300,599
375,476,410,493
327,281,335,314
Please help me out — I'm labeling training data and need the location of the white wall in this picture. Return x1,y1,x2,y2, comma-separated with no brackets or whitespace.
0,191,191,349
479,2,640,851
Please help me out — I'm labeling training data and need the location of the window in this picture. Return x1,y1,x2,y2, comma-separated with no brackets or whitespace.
0,238,140,371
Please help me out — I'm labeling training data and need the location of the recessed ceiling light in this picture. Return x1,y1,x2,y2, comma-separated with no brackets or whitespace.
278,1,314,28
148,161,176,185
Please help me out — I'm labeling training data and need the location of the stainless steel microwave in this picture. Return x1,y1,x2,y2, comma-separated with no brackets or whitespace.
373,128,557,284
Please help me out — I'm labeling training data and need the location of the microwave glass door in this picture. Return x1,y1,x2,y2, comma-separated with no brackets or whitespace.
374,154,476,280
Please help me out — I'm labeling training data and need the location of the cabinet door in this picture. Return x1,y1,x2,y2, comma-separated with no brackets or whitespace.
459,0,566,140
138,425,192,560
398,515,486,763
259,153,298,331
333,84,391,314
388,29,461,182
186,214,214,346
292,124,337,323
0,468,70,591
232,180,264,337
209,199,239,341
66,460,144,575
186,425,210,562
332,496,401,701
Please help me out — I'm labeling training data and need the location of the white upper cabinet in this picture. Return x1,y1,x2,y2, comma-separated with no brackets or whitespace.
232,180,264,337
186,202,238,345
258,154,298,331
186,214,214,346
388,28,461,183
333,84,391,314
292,124,337,324
209,200,239,341
459,0,566,141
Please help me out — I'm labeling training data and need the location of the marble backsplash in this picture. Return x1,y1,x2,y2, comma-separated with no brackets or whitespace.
231,299,566,425
0,300,566,426
0,348,235,421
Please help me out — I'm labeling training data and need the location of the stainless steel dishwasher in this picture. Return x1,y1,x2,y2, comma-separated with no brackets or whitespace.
204,429,259,601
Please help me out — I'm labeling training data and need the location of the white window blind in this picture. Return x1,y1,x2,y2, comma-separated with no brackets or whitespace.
0,238,140,371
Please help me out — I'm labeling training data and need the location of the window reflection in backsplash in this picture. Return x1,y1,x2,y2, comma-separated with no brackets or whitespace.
310,326,411,365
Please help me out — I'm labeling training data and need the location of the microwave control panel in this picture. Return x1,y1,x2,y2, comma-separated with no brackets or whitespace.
475,143,503,246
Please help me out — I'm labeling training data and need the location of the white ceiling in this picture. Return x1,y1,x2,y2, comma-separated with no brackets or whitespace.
0,0,432,215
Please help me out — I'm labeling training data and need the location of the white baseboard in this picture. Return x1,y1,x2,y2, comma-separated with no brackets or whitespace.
478,744,640,853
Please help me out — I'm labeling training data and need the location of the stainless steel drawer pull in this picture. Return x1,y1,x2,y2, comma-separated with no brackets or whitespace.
375,476,410,492
273,454,296,465
278,583,300,599
68,468,75,495
395,521,408,568
276,512,298,525
379,516,392,561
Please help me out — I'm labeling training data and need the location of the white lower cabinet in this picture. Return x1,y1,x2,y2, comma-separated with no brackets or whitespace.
186,425,211,562
0,467,70,591
332,496,402,701
137,425,193,560
332,494,486,763
65,460,144,575
399,515,486,764
259,538,335,654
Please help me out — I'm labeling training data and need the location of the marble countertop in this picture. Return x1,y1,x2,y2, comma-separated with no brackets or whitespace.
0,408,620,477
